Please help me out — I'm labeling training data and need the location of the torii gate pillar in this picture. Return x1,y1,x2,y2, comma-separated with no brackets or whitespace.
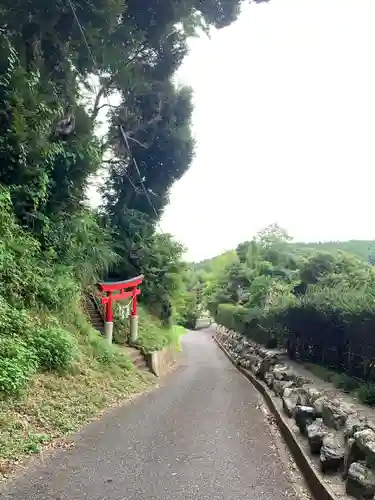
130,287,139,342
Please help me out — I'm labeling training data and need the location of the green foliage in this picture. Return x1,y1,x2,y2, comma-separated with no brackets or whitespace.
175,291,199,329
208,224,375,394
174,265,205,328
331,373,362,393
292,240,375,265
303,363,335,383
107,208,187,321
41,211,119,288
357,384,375,407
134,307,185,353
0,0,268,409
26,326,77,372
0,339,38,398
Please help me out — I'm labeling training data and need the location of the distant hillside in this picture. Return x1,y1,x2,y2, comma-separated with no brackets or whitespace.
195,240,375,274
194,250,237,275
291,240,375,264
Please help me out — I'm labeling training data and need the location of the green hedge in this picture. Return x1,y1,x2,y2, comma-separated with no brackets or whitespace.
215,303,285,348
216,285,375,382
279,286,375,379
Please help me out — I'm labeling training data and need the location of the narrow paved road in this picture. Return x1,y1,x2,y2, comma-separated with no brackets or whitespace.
2,330,304,500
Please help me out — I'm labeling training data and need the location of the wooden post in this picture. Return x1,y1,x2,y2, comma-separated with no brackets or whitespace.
130,288,139,343
104,291,113,344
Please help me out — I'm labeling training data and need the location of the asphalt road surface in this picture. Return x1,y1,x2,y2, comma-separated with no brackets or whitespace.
2,329,304,500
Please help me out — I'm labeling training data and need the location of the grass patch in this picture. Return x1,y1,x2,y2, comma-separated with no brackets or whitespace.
303,363,336,383
303,361,375,407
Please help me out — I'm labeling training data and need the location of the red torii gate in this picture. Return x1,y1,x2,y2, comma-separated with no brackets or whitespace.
98,275,144,343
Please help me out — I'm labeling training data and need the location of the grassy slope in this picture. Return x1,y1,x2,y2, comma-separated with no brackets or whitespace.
0,302,186,479
113,304,186,353
135,307,186,353
0,306,157,479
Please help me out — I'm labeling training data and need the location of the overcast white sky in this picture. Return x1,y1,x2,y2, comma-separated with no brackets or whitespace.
159,0,375,262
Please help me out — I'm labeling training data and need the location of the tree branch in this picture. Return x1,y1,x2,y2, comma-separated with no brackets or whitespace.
126,94,163,138
91,76,116,122
127,135,150,148
91,44,148,122
95,102,118,114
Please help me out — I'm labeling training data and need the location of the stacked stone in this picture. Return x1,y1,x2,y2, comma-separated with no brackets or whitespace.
214,325,375,500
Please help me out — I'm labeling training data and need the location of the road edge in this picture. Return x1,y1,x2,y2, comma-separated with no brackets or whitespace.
213,335,337,500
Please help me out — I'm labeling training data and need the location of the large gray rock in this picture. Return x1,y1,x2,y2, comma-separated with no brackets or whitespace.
354,429,375,468
322,399,355,430
272,379,295,398
264,372,274,388
303,385,323,405
233,343,243,354
363,421,375,439
282,387,308,418
239,347,250,357
258,353,279,379
307,419,329,454
313,396,326,418
239,359,251,369
296,375,312,386
346,462,375,499
296,389,309,407
250,359,262,376
282,368,297,382
343,439,366,480
295,405,315,435
344,415,365,442
273,364,289,380
320,432,345,473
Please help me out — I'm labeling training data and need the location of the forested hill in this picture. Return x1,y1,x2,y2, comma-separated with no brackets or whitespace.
291,240,375,264
195,239,375,273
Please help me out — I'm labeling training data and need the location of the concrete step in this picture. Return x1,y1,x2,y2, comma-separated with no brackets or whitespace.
133,357,148,369
91,320,104,327
91,320,104,326
121,346,150,372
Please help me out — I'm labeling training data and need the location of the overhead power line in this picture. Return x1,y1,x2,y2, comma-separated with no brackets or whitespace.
66,0,160,220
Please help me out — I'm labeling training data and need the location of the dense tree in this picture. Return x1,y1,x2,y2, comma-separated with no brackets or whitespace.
204,224,375,319
1,0,269,231
0,0,271,320
207,225,375,385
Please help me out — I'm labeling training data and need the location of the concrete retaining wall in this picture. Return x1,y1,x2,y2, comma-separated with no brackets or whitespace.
146,346,181,377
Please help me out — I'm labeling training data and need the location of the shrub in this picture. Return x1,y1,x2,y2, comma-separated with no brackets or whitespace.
88,331,117,365
280,285,375,378
216,304,249,334
357,383,375,407
36,269,80,312
216,304,280,346
332,373,361,393
27,326,77,372
0,299,35,337
0,339,38,397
